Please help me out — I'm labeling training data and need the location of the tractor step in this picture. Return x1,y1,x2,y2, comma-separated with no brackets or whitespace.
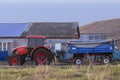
25,56,31,61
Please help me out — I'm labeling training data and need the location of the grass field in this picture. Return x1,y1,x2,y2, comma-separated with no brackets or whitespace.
0,63,120,80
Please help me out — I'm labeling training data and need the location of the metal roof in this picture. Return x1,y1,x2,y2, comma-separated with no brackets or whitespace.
21,22,80,39
0,23,27,37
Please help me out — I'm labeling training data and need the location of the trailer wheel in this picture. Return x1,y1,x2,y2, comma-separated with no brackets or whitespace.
8,54,22,66
75,58,82,65
33,49,51,65
103,56,110,64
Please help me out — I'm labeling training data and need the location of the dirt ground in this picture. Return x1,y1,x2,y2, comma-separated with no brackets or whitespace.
0,61,34,66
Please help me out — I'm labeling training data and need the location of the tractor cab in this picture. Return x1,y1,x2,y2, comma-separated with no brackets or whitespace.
26,36,46,54
27,36,46,48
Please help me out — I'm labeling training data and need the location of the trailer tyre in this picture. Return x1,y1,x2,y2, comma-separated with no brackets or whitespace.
103,56,110,64
75,58,82,65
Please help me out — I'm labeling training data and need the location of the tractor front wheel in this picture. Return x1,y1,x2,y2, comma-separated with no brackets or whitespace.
8,54,23,66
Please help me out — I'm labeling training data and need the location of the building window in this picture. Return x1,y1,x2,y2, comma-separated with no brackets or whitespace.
89,36,93,40
3,42,7,51
95,36,99,40
0,42,12,51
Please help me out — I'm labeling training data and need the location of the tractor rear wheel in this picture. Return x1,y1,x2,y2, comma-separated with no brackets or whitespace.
8,54,23,66
33,49,51,65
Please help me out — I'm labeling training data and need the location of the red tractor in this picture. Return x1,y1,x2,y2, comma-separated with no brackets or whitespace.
8,36,54,65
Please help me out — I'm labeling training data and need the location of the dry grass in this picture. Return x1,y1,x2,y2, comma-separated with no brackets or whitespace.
0,64,120,80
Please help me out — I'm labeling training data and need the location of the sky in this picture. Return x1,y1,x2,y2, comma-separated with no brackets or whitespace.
0,0,120,25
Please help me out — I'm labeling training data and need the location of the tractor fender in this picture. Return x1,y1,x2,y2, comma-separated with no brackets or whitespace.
12,46,27,55
30,46,53,58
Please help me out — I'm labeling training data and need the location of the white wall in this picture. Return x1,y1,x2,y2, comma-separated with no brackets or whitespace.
0,38,27,51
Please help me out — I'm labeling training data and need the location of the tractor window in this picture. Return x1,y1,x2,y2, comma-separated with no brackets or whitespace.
27,38,45,48
36,38,45,46
28,38,36,48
